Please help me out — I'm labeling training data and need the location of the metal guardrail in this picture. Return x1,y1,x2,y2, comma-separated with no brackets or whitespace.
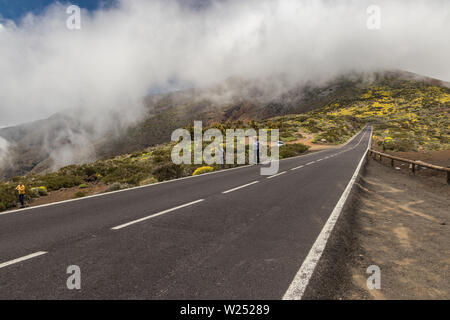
368,149,450,184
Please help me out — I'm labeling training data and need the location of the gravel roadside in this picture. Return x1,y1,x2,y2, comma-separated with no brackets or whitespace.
303,157,449,300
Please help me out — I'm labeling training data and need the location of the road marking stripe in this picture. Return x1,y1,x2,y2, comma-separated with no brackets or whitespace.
316,159,323,162
0,164,253,216
111,199,205,230
306,161,315,165
0,251,48,269
283,126,372,300
291,165,304,171
222,181,259,194
266,171,286,179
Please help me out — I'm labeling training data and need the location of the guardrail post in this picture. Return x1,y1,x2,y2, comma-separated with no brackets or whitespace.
369,149,450,183
410,163,415,175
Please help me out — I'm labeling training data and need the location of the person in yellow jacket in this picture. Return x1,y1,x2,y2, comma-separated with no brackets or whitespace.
15,182,25,208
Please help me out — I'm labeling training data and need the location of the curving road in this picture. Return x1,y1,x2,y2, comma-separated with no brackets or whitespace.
0,126,371,299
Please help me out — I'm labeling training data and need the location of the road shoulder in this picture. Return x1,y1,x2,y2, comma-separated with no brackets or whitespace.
302,157,450,299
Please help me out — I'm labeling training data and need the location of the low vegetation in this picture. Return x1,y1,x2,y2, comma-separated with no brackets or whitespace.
30,186,48,196
74,191,87,198
1,79,448,212
0,122,310,211
322,82,450,152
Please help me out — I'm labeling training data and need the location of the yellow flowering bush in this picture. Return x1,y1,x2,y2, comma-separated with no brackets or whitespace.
30,186,48,196
192,166,214,176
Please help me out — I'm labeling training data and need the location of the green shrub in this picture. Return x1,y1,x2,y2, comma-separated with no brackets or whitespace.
83,166,96,177
152,163,184,181
139,177,158,186
39,174,83,190
125,173,147,186
280,136,297,142
79,184,89,189
105,182,123,192
0,183,18,211
100,161,153,185
151,148,172,163
314,128,348,144
279,143,309,159
74,191,87,198
297,115,308,122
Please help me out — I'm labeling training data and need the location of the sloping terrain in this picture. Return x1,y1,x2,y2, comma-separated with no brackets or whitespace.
303,158,449,300
0,71,449,212
3,70,447,179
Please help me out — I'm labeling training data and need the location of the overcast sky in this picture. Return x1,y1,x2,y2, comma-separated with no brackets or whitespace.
0,0,449,127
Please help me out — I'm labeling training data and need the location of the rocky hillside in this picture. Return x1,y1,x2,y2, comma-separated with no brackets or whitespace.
0,71,448,180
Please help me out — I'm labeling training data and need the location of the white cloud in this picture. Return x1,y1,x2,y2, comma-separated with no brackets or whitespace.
0,136,10,167
0,0,449,128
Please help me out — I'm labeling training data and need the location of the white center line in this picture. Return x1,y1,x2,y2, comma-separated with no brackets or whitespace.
222,181,259,194
111,199,205,230
316,159,323,162
0,251,48,269
267,171,286,179
291,165,304,171
306,161,315,165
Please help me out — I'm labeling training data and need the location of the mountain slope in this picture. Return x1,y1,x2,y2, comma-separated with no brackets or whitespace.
0,71,449,212
0,70,448,179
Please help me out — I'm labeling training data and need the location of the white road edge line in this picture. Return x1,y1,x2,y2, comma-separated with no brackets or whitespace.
222,181,259,194
267,171,286,179
282,126,372,300
111,199,205,230
0,251,48,269
291,165,304,171
0,164,252,216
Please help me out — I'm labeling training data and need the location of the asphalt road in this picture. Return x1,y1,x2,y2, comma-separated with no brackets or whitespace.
0,126,371,299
